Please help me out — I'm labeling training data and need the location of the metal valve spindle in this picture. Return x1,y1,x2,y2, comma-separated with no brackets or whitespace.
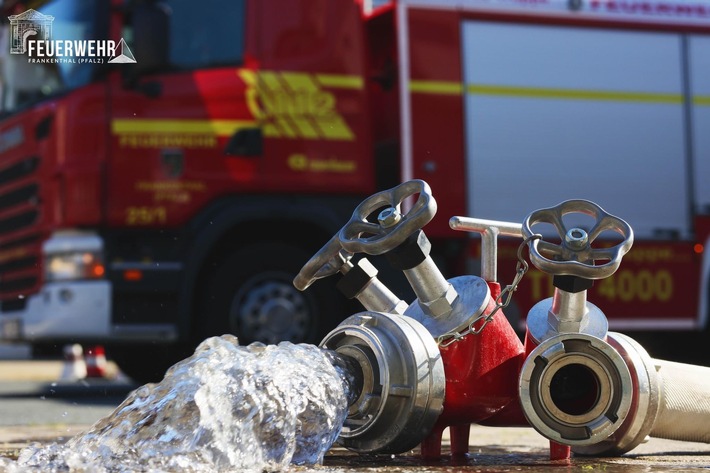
340,256,409,315
380,217,458,318
521,200,633,343
380,208,452,311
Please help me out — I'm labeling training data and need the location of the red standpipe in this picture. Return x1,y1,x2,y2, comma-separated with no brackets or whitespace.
419,282,572,462
420,282,526,459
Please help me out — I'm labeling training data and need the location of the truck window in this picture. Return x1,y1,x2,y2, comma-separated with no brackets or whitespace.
0,0,102,115
137,0,245,71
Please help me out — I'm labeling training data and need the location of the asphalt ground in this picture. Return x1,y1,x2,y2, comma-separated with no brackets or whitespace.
0,359,708,471
1,423,709,471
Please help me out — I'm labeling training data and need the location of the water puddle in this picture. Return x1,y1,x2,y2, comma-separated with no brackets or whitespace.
0,335,355,472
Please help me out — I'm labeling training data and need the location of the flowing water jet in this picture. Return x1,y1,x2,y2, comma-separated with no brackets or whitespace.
1,335,360,472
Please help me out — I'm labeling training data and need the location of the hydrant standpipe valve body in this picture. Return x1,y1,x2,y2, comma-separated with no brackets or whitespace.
294,180,710,462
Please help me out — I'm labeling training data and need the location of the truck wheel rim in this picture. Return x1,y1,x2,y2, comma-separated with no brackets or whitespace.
230,272,313,344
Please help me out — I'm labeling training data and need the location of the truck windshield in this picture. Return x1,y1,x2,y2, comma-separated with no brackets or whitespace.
145,0,245,70
0,0,102,115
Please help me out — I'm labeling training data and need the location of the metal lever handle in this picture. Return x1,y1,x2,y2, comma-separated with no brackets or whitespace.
449,216,523,237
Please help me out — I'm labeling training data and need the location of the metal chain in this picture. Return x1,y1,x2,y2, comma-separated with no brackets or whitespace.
436,234,542,347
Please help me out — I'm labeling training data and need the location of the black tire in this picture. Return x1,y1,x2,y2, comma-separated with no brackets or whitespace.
195,242,349,346
107,342,194,384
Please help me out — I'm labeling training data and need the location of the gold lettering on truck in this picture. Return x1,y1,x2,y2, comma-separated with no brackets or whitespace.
238,69,361,141
287,154,356,173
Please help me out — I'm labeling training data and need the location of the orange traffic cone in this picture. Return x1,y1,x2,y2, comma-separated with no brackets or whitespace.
85,345,108,378
61,344,87,381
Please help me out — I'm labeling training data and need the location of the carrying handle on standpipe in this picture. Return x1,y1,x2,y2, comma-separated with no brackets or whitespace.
449,216,523,282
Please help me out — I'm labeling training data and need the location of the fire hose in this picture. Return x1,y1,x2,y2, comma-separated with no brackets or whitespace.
293,179,710,459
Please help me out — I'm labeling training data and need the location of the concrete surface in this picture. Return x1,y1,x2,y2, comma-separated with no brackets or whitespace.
0,358,122,382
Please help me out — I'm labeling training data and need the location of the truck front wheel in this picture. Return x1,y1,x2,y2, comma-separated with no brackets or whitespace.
107,343,193,384
196,242,348,347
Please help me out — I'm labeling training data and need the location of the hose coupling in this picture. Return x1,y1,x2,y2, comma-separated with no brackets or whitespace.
519,333,633,446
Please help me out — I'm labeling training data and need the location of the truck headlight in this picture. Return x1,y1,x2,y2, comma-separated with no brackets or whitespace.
45,251,105,282
42,231,106,283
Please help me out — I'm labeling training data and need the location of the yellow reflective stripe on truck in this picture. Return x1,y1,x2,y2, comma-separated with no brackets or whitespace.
409,80,463,95
111,119,257,148
111,119,256,136
466,84,682,104
409,80,710,106
316,74,364,89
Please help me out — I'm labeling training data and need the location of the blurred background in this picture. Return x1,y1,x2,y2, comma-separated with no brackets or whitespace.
0,0,708,384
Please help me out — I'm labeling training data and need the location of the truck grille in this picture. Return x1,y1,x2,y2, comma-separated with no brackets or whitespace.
0,156,42,305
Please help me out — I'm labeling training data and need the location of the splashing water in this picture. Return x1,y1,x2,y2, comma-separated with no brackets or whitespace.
2,335,355,472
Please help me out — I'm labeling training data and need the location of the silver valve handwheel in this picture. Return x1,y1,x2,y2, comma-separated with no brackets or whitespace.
522,199,633,280
293,180,436,291
339,179,437,255
293,235,350,291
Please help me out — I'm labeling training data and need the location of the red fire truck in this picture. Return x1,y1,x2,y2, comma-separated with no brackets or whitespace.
0,0,708,381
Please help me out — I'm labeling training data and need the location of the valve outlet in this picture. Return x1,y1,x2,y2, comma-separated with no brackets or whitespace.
319,311,445,454
519,333,633,446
